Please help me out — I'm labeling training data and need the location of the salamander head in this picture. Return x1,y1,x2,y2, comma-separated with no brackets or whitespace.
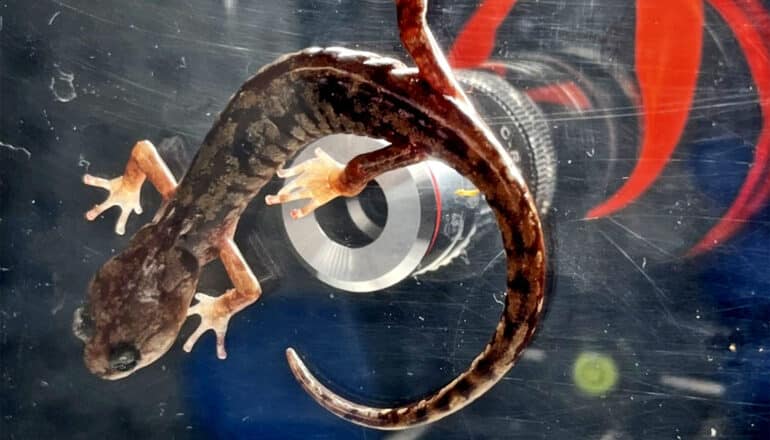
73,235,200,380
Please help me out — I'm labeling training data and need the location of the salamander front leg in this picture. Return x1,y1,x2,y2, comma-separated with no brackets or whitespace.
83,140,177,235
265,143,429,218
183,238,262,359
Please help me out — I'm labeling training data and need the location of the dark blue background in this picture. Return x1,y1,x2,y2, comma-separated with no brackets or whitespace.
2,0,769,438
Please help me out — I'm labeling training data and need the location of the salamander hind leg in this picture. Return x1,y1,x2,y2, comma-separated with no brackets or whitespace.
83,140,177,235
183,239,262,359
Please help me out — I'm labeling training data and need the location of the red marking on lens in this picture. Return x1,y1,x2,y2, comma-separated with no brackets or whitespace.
426,167,442,254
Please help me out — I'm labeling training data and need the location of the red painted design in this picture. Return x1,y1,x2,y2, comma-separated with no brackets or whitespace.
525,81,593,111
586,0,704,219
448,0,518,68
689,0,770,255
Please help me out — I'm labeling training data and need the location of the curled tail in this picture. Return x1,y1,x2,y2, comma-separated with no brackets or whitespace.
279,0,545,428
285,193,546,429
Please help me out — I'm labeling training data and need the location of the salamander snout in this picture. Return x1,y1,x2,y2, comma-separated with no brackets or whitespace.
108,343,141,372
72,305,94,343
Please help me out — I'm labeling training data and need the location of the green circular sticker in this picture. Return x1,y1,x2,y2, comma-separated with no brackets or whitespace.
573,352,618,396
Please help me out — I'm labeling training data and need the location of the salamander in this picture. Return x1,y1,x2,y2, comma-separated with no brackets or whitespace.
73,0,546,430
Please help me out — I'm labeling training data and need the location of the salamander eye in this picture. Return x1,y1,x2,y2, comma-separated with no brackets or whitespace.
109,343,140,372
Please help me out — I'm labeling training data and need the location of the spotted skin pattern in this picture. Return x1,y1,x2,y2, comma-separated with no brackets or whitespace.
76,0,546,430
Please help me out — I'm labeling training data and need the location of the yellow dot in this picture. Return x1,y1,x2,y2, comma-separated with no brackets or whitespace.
573,352,618,396
454,188,480,197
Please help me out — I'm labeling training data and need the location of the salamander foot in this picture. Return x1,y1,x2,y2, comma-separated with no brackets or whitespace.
83,173,144,235
183,292,241,359
265,147,361,219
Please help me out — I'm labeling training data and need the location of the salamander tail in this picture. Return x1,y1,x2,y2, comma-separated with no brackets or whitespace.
285,247,544,430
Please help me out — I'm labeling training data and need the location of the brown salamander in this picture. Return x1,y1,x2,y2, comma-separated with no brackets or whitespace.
73,0,545,430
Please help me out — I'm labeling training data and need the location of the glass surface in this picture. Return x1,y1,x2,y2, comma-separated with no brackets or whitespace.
2,1,769,439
